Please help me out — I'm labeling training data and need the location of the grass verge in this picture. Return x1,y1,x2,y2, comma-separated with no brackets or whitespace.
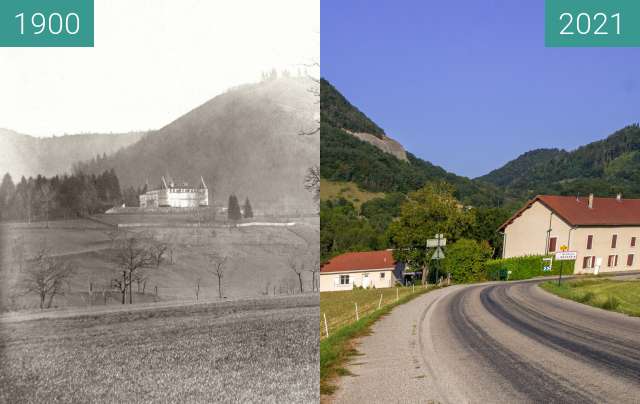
320,285,435,396
540,278,640,317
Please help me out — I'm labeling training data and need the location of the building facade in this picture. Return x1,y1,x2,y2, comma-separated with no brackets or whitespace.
500,194,640,274
320,250,403,292
139,176,209,208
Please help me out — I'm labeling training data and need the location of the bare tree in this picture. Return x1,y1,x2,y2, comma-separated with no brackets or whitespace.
111,235,154,304
308,257,320,292
304,166,320,205
195,278,201,301
207,254,228,299
20,247,75,309
149,238,168,267
288,257,305,293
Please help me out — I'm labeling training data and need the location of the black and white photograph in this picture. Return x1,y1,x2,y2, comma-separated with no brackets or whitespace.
0,1,319,402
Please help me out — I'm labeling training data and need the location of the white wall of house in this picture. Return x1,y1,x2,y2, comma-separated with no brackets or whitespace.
320,269,396,292
572,227,640,274
503,201,571,258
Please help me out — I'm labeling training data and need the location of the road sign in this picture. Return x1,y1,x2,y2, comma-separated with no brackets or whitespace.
432,247,445,260
427,238,447,248
555,251,577,261
426,233,447,248
542,257,553,271
560,245,569,252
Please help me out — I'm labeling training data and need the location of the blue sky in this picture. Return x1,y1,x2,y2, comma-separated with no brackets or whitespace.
322,0,640,178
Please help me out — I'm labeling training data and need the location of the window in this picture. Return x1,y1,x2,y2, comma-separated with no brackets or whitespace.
548,237,557,253
380,272,385,279
608,255,618,267
632,237,637,247
628,254,634,267
587,235,593,250
340,275,350,285
611,234,617,248
582,256,591,269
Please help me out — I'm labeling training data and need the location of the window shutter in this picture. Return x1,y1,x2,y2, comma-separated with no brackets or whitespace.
587,235,593,250
582,256,590,268
549,237,557,253
612,234,617,248
627,254,634,266
615,255,619,266
608,255,613,267
632,237,636,247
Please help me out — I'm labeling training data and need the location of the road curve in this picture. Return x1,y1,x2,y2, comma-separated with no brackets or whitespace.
331,279,640,403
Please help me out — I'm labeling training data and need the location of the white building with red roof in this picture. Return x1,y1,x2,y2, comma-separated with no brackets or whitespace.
500,193,640,274
320,250,404,292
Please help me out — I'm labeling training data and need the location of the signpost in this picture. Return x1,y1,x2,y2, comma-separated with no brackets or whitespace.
554,245,576,285
427,234,446,284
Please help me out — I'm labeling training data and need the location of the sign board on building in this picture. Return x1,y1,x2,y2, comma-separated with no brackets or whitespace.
555,251,577,261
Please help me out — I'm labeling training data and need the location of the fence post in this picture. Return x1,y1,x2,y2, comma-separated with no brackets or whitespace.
378,293,383,309
412,283,415,293
396,287,399,302
323,312,329,338
355,302,359,321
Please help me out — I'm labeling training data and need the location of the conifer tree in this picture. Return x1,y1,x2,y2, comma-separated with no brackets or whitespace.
243,197,253,219
227,195,242,221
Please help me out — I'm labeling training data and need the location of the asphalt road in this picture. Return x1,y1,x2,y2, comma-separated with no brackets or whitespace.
332,278,640,403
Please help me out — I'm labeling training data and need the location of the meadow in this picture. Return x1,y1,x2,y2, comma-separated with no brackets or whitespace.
0,214,319,311
0,295,319,403
541,278,640,317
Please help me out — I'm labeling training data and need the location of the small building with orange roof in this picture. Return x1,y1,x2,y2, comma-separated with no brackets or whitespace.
320,250,404,291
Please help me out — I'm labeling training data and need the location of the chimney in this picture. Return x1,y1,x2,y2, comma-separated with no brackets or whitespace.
588,194,594,209
617,193,622,202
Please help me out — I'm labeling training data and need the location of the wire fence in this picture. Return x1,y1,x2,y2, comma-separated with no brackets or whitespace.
320,284,436,340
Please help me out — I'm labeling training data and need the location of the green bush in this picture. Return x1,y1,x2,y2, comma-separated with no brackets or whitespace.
601,295,621,310
485,255,575,281
442,239,493,283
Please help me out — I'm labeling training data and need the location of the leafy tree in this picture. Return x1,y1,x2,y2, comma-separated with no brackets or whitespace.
442,239,493,283
0,172,15,220
389,182,475,284
243,197,254,219
227,195,242,221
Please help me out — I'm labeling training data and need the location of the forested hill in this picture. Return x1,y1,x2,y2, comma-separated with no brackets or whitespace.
320,78,506,208
477,124,640,200
76,77,319,213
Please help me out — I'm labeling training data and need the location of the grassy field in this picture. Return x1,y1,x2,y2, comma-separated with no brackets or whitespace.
320,286,423,338
320,179,384,208
0,295,319,403
319,285,435,395
0,216,319,311
541,278,640,317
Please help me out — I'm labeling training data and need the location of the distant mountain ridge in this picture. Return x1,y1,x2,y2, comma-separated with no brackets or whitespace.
477,124,640,199
0,129,144,179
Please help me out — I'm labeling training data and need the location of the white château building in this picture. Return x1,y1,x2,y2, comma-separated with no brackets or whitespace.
139,176,209,208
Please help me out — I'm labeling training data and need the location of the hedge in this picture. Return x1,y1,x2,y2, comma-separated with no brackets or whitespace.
485,255,575,281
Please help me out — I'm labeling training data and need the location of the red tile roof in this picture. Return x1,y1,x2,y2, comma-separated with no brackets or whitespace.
500,195,640,231
321,250,396,273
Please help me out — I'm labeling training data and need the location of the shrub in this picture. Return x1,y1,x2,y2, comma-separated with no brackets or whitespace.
442,239,493,283
485,255,575,281
601,295,621,310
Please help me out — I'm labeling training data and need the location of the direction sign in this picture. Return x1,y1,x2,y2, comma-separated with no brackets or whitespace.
555,251,577,261
427,238,447,248
432,247,445,260
426,233,447,248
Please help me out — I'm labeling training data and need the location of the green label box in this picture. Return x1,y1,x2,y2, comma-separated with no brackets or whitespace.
546,0,640,47
0,0,93,47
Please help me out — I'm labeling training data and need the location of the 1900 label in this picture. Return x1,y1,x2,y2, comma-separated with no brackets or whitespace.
0,0,93,47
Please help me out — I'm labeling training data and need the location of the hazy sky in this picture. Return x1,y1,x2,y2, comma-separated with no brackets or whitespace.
0,0,319,137
322,0,640,178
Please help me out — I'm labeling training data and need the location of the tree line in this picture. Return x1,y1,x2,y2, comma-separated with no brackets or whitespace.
0,169,139,222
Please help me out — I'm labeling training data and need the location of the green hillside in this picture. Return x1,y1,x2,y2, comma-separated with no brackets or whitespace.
320,79,505,208
477,124,640,199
